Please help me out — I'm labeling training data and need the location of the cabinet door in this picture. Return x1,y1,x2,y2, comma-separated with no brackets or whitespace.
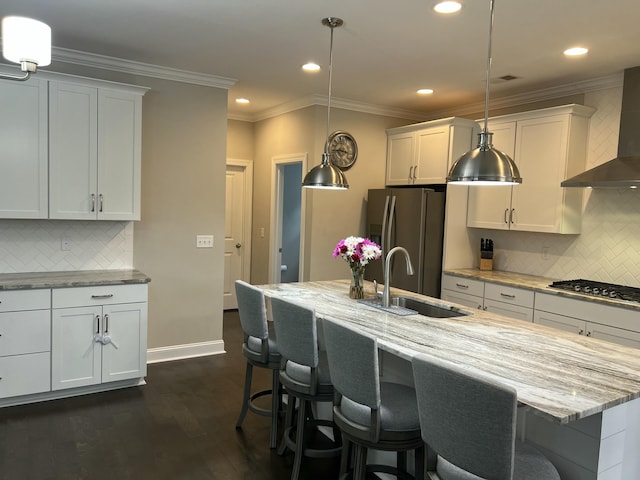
97,89,142,220
101,302,148,382
510,115,569,232
587,323,640,349
533,310,585,335
484,299,533,322
52,306,102,390
386,132,415,185
466,121,516,229
49,81,98,220
0,352,50,398
0,78,48,218
414,126,450,184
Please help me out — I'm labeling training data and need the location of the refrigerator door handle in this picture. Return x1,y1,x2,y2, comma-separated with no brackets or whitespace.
381,195,390,258
387,195,397,256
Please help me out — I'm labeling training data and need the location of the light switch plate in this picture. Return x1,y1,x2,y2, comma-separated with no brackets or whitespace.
196,235,214,248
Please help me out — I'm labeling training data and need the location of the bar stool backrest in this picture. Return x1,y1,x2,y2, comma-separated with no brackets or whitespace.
270,297,319,369
235,280,270,363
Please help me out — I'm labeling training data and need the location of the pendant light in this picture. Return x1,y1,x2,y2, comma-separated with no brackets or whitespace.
447,0,522,185
302,17,349,190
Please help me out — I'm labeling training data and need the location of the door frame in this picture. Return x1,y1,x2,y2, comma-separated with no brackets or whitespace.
269,153,307,284
226,158,253,287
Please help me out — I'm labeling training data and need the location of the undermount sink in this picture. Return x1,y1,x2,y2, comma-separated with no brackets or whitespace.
360,296,471,318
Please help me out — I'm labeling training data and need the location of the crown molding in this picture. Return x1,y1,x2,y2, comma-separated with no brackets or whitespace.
51,47,237,89
232,71,624,124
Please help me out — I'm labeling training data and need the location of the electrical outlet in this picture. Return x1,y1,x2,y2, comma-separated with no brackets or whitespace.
260,227,265,238
196,235,214,248
61,238,71,251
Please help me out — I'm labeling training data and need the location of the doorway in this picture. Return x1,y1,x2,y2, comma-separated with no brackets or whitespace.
224,159,253,309
270,154,306,284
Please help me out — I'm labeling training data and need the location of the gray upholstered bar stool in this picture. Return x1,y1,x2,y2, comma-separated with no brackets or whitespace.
411,354,561,480
321,318,425,480
234,280,282,449
270,296,342,480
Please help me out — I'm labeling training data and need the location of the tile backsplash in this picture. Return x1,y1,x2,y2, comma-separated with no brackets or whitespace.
0,220,133,273
471,85,640,287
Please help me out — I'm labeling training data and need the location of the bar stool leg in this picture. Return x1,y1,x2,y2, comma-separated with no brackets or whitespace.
278,395,296,455
290,398,307,480
270,369,281,449
235,362,253,429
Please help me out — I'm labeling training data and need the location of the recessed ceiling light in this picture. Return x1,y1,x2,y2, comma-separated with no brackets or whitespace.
235,98,250,104
434,1,462,14
302,62,321,72
563,46,589,57
417,88,434,95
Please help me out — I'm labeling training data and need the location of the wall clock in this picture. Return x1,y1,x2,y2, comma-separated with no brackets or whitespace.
327,130,358,170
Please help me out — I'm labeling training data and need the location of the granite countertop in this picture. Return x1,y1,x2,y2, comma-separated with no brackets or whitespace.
445,268,640,311
0,269,150,290
257,280,640,425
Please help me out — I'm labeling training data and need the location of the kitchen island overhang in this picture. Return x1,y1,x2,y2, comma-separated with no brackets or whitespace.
256,280,640,480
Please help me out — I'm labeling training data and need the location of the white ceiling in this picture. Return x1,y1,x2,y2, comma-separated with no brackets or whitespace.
2,0,640,121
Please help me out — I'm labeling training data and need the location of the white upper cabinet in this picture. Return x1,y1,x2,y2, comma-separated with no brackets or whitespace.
386,117,477,186
49,79,144,220
0,78,48,218
467,104,594,234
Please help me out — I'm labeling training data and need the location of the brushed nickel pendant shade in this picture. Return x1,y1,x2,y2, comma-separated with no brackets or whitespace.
447,0,522,186
302,17,349,190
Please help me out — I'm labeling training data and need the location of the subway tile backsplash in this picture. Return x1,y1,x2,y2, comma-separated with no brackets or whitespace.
0,220,133,273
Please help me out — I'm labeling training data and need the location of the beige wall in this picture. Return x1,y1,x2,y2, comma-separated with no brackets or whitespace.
250,105,414,284
49,61,229,351
227,119,255,160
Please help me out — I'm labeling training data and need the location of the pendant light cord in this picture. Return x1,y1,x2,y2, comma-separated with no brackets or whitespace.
483,0,496,134
325,21,335,156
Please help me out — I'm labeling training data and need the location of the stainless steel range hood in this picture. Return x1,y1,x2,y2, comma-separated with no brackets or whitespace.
562,67,640,188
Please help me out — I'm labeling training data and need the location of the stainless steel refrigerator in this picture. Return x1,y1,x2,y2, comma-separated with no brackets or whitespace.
364,188,445,298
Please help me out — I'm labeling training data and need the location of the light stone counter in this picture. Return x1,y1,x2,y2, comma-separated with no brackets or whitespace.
259,280,640,479
258,280,640,424
0,269,150,290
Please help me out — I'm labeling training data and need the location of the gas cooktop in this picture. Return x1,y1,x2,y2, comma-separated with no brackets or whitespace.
549,279,640,303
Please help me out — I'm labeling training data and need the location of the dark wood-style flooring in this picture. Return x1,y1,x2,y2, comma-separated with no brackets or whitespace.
0,310,341,480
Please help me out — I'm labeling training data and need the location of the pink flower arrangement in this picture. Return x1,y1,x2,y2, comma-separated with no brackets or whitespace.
333,236,382,271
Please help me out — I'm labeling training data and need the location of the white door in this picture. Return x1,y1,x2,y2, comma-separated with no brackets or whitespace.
224,160,253,309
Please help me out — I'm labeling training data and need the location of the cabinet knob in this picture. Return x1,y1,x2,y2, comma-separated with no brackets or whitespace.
586,331,592,337
578,329,584,335
235,243,242,249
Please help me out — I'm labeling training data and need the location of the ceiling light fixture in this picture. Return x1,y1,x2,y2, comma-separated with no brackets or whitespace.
434,1,462,14
417,88,434,95
1,16,51,81
302,62,321,72
563,46,588,57
302,17,349,190
447,0,522,186
235,98,250,104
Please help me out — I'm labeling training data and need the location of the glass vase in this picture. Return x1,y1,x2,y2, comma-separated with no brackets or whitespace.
349,268,365,299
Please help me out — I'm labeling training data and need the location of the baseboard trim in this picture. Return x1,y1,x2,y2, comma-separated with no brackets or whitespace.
146,340,226,364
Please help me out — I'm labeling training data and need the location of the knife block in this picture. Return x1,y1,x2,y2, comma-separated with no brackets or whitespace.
479,258,493,271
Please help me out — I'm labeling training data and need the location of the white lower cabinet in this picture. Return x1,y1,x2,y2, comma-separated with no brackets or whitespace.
441,274,533,322
52,284,148,391
0,289,51,398
534,292,640,349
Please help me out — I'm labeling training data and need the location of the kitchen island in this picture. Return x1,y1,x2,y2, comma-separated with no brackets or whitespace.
257,280,640,480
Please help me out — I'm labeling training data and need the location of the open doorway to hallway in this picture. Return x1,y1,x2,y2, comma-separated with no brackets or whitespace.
270,154,306,284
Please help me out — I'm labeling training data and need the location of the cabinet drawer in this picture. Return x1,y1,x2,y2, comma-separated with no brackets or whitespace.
484,282,534,308
53,284,148,308
0,352,51,398
441,275,484,297
484,299,533,322
0,310,50,356
0,289,50,312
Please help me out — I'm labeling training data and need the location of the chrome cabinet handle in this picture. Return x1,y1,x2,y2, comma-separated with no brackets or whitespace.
95,314,100,334
91,194,96,212
99,194,104,213
408,165,415,182
483,306,488,310
586,331,592,337
578,329,584,335
455,283,469,289
412,165,418,180
510,208,516,224
104,314,109,333
91,294,114,299
504,209,509,224
500,293,516,299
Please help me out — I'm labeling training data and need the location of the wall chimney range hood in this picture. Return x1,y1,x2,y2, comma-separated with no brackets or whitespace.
562,66,640,188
